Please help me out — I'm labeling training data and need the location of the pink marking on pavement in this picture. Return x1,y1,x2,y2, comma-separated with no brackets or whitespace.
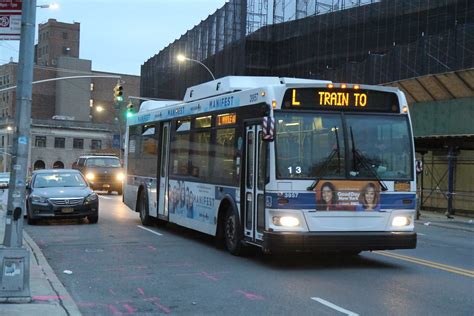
77,302,97,307
201,272,219,281
154,302,171,314
108,304,122,315
137,288,145,296
237,290,265,301
142,297,171,313
33,295,66,301
123,303,137,313
147,245,157,251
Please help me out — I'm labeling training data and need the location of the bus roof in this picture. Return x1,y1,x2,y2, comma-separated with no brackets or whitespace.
131,76,405,123
183,76,331,103
139,100,181,112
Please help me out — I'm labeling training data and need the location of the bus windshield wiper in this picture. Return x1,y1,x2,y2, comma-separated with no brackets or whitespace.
350,127,388,191
307,126,341,191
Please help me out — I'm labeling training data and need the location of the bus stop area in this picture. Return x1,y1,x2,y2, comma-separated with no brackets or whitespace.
0,175,81,313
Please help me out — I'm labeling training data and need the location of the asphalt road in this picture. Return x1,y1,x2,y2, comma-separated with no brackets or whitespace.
24,194,474,315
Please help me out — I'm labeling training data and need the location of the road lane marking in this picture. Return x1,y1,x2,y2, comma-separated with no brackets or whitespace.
417,233,426,236
311,297,359,316
375,251,474,278
99,195,113,200
137,225,163,236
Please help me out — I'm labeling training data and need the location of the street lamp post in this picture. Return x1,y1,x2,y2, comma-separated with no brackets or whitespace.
177,54,216,80
0,0,37,300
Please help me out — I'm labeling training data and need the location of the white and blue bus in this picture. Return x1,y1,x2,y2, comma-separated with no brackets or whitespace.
124,76,417,255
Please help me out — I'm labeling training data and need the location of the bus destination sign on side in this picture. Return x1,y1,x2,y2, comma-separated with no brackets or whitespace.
217,113,237,126
282,88,400,112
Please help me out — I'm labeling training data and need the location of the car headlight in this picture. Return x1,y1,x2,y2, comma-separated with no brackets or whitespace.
272,216,300,227
116,172,125,181
85,193,98,204
392,216,410,227
85,172,95,180
31,194,48,204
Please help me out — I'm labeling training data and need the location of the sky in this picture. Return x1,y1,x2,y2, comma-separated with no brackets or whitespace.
0,0,227,75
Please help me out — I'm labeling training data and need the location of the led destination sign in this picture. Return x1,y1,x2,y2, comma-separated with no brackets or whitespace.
282,88,400,112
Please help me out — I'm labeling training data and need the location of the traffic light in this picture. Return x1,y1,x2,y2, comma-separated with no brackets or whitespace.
113,83,123,102
126,102,134,118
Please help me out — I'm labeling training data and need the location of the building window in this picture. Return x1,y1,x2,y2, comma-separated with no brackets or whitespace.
73,138,84,149
89,99,93,108
91,139,102,150
90,83,94,91
33,160,45,170
35,136,46,147
54,137,65,148
62,32,68,39
53,161,64,169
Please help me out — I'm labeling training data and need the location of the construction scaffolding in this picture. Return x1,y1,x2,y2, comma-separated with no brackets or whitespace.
141,0,473,101
417,150,474,214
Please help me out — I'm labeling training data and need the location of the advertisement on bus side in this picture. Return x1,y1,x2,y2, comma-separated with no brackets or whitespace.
168,180,216,224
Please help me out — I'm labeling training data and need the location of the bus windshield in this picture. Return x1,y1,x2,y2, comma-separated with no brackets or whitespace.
345,114,412,180
275,112,412,180
275,112,345,179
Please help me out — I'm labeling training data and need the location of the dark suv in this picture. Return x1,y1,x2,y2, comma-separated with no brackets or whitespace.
72,155,124,194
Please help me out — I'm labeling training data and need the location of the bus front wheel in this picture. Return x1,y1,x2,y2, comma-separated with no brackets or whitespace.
224,209,243,255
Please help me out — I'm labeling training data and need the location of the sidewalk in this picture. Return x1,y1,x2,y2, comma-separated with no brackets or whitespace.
0,211,81,315
416,210,474,233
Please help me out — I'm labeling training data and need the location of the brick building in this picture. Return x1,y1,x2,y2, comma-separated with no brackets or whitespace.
0,19,140,172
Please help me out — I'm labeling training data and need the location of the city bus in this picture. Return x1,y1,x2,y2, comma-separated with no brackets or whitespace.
123,76,417,255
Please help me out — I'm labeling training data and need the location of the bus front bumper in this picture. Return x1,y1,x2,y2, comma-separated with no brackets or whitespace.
262,231,417,254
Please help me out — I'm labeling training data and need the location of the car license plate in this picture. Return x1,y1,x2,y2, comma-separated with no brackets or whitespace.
62,207,74,213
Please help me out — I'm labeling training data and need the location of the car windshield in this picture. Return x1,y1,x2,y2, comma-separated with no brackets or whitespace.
85,157,121,167
275,112,412,180
33,173,87,188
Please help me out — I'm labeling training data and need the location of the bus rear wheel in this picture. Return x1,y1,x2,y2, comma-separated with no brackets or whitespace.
224,210,243,255
138,190,153,226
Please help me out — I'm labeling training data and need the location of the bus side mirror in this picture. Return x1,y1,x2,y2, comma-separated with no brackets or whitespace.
262,116,274,142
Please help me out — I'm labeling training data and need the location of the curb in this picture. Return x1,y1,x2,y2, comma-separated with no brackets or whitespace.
23,231,82,316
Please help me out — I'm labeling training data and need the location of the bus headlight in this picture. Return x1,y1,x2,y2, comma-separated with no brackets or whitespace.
273,216,300,227
85,172,95,181
392,216,410,227
116,172,125,181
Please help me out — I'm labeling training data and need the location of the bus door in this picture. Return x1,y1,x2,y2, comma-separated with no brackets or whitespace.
244,124,267,242
157,122,170,219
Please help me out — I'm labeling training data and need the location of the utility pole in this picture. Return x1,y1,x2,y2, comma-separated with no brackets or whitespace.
0,0,36,300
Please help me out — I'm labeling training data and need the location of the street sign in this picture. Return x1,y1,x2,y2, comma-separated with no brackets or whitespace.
0,0,22,40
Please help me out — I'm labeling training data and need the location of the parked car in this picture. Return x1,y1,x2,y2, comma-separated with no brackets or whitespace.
26,169,99,224
72,155,124,194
